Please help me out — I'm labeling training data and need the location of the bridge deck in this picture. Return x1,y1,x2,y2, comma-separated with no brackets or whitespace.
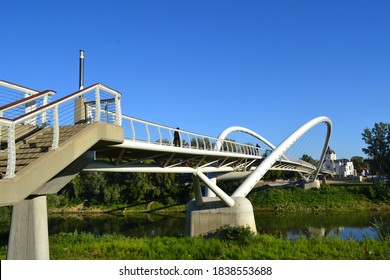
88,137,315,175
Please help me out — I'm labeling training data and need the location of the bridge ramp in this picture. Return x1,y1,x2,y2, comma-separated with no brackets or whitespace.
0,122,123,206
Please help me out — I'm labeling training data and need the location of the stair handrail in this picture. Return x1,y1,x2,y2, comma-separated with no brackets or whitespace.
0,83,122,178
0,90,56,121
0,80,40,95
12,83,121,124
0,89,56,175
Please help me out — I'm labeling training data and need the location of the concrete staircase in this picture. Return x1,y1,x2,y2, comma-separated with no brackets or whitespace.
0,80,125,259
0,122,124,206
0,124,88,177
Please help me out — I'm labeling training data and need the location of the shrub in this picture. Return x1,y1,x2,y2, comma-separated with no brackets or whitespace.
361,184,390,202
203,225,255,246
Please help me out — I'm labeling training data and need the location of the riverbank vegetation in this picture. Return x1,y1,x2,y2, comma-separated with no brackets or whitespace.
47,171,390,213
40,227,390,260
248,183,390,212
0,225,388,260
1,181,389,260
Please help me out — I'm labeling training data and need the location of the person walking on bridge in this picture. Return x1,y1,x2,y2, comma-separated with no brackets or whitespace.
174,127,181,147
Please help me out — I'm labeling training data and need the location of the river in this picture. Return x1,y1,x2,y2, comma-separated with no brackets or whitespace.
48,211,390,240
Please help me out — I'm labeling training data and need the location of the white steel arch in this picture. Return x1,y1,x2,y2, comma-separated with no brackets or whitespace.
232,116,332,197
216,126,276,150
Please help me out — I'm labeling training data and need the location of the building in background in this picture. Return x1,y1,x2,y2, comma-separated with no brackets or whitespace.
321,148,356,177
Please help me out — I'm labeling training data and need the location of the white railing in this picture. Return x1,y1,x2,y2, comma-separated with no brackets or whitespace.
0,80,40,92
0,80,55,120
120,115,317,172
0,80,318,179
121,114,268,156
0,80,40,103
0,90,56,126
0,83,122,178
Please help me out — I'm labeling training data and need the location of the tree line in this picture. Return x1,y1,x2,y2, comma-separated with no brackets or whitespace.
54,169,300,207
54,172,193,207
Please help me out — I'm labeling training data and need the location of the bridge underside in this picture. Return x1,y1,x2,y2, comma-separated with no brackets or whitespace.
87,140,316,178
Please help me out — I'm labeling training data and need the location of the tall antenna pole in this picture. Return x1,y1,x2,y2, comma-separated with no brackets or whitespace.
79,50,85,90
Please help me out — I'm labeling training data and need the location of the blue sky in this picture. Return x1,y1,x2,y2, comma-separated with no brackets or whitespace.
1,0,389,159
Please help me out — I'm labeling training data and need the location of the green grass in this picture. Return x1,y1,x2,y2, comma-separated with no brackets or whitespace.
36,232,389,260
248,184,390,211
2,226,386,260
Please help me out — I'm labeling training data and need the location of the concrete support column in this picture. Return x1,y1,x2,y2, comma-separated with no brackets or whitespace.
192,175,204,206
7,195,49,260
186,196,257,236
303,179,321,190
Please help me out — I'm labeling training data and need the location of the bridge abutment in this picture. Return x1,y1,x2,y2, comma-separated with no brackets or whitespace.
185,196,257,236
303,179,321,190
7,195,49,260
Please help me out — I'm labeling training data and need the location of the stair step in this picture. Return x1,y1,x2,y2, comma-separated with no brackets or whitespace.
18,142,52,149
17,147,50,153
0,124,90,177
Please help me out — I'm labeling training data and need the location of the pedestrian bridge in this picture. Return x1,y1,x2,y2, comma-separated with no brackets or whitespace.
0,80,332,206
0,80,332,259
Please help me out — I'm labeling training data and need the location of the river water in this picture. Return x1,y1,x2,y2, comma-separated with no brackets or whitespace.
48,211,390,240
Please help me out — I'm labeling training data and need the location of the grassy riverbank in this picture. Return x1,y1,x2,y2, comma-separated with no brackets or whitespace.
1,226,389,260
248,183,390,212
35,231,390,259
44,183,390,260
1,183,389,260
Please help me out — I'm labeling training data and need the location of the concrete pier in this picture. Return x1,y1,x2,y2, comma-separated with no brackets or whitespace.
303,179,321,190
186,196,257,236
7,195,49,260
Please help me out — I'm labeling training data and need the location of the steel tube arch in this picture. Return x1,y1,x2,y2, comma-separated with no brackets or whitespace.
216,126,276,151
232,116,332,197
312,118,333,180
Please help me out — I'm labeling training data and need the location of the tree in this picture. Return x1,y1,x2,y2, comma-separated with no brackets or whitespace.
263,170,285,181
361,122,390,178
350,156,369,174
301,154,318,166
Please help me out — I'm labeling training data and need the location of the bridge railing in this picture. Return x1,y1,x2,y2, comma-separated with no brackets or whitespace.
121,114,268,156
0,80,41,106
0,83,121,178
120,114,318,171
0,90,56,126
0,80,55,121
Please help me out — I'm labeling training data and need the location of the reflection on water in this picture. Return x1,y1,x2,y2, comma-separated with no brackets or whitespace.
49,213,186,238
254,211,387,240
48,211,390,241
